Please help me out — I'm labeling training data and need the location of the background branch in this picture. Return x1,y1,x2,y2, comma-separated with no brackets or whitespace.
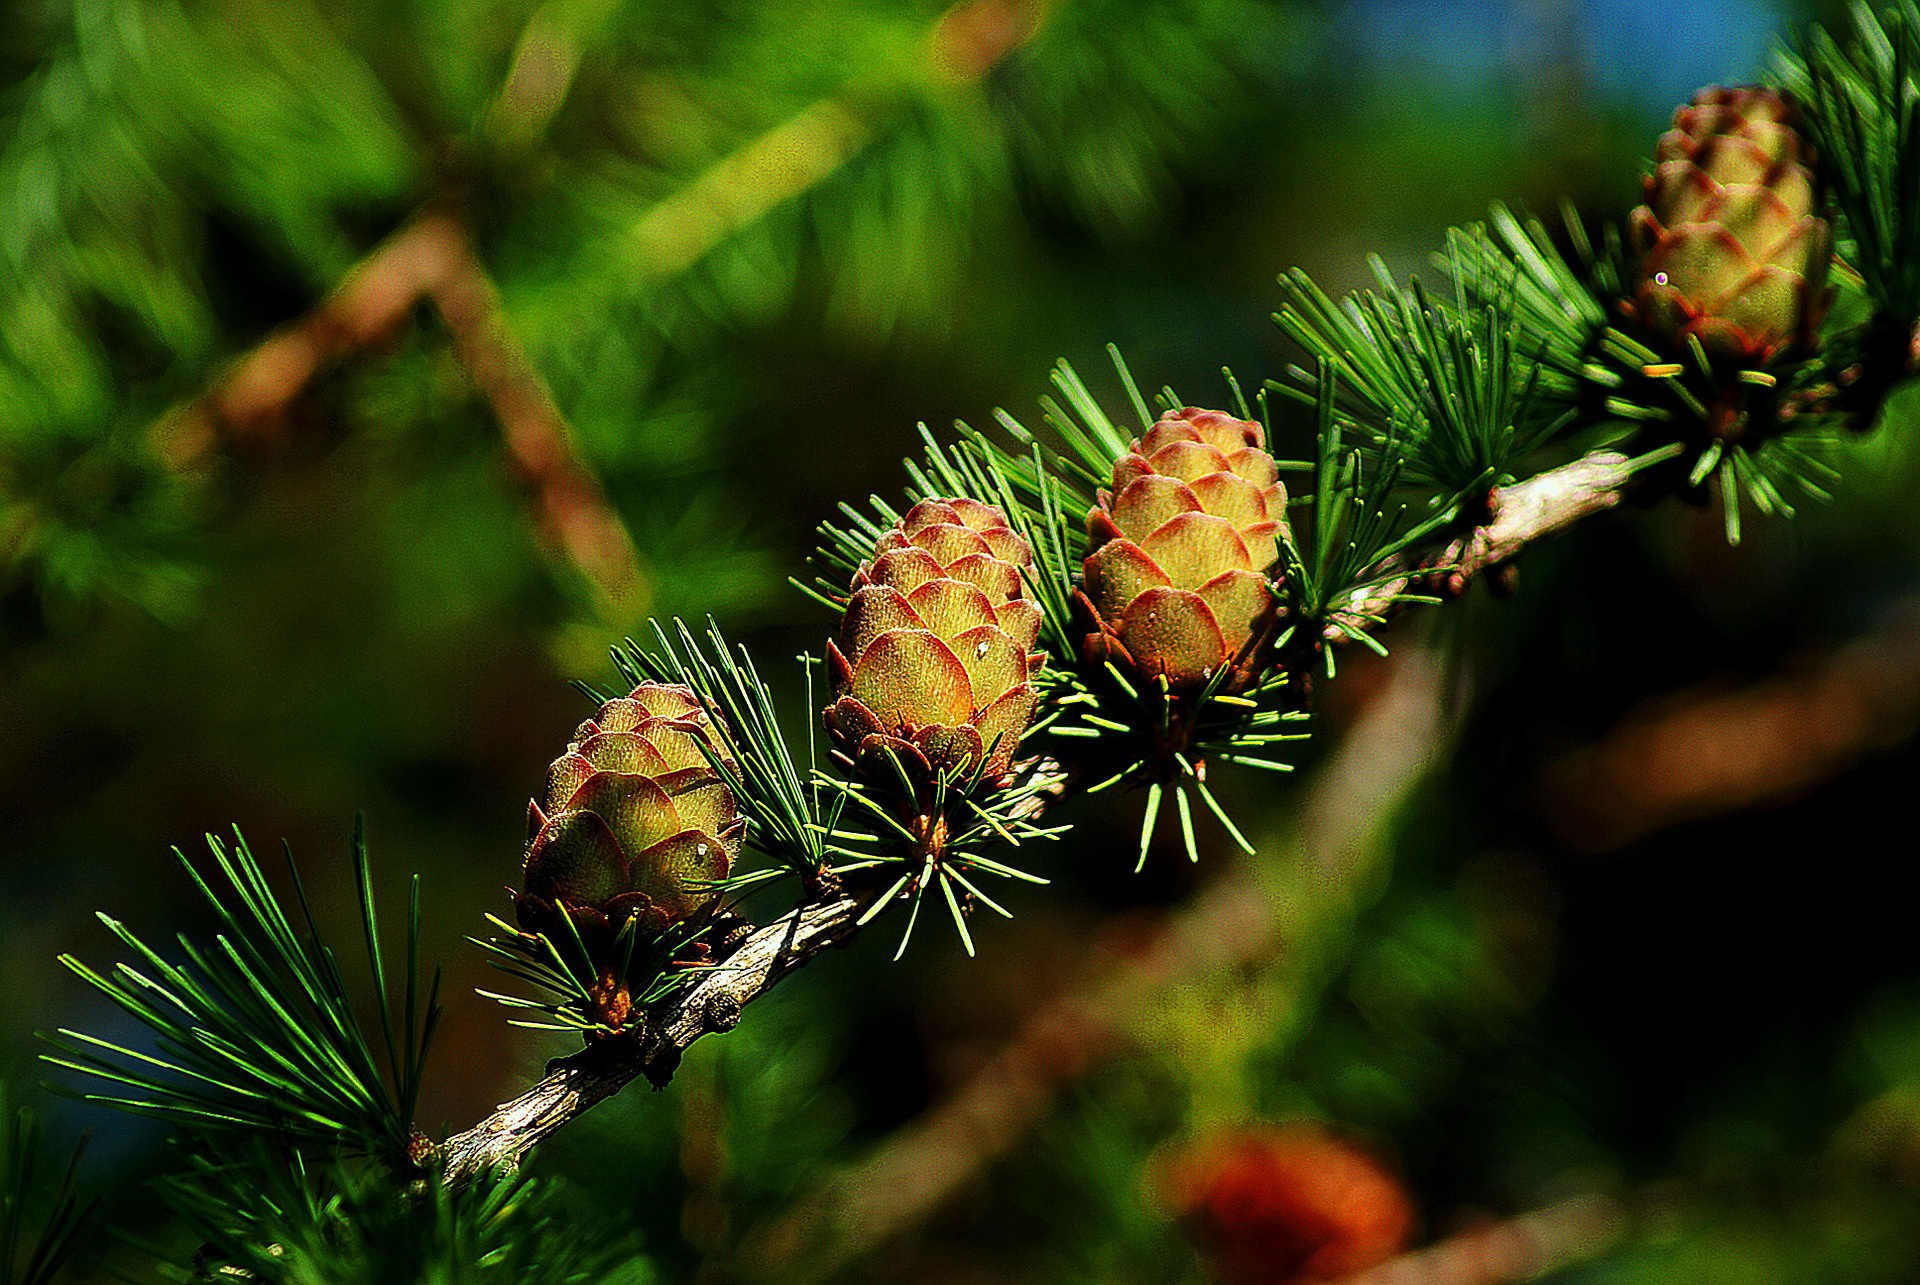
1539,593,1920,850
132,0,1052,616
739,642,1465,1283
151,210,645,607
1336,1194,1625,1285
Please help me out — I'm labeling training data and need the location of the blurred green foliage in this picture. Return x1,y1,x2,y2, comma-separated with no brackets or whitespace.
20,0,1920,1282
0,0,1294,633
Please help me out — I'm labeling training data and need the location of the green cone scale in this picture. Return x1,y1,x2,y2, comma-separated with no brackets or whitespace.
1079,408,1286,693
1628,85,1832,367
517,683,743,949
826,498,1045,783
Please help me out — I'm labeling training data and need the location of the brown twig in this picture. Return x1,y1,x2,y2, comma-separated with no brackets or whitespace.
427,223,646,609
436,894,863,1185
1329,448,1646,641
153,209,645,607
153,214,464,466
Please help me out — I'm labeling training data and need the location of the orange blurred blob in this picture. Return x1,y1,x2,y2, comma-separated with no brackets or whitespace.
928,0,1043,83
1157,1125,1414,1284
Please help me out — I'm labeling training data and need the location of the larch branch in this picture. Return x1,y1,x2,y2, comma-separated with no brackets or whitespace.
431,450,1643,1202
1540,593,1920,850
436,894,863,1185
1330,448,1643,638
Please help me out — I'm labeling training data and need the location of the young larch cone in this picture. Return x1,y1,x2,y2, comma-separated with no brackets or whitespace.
1079,408,1286,693
1627,85,1832,367
1156,1126,1414,1285
517,683,743,953
826,497,1045,783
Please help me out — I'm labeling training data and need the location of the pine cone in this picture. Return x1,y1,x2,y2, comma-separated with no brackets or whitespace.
517,683,743,950
1628,85,1831,367
826,498,1045,783
1079,408,1286,693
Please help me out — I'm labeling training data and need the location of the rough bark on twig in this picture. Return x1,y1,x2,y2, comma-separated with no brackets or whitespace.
436,895,862,1184
1331,448,1643,638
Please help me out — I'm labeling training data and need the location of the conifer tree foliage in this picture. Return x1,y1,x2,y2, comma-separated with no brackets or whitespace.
0,0,1285,631
24,2,1920,1281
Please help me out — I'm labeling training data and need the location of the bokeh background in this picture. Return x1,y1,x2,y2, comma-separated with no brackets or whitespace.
11,0,1920,1280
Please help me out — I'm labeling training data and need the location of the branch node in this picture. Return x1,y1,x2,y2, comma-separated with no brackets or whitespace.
704,993,742,1033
